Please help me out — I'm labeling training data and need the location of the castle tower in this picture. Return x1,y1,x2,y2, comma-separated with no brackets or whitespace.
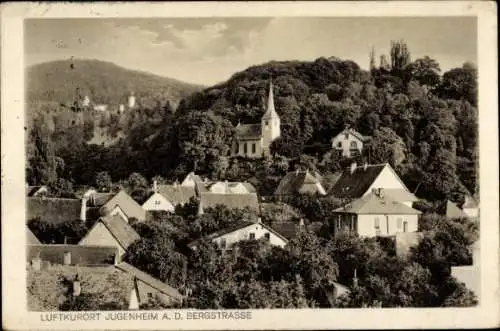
261,79,280,156
128,92,136,108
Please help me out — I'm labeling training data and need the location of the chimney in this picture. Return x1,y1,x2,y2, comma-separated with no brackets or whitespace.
31,254,42,271
80,197,87,222
63,251,72,265
225,180,229,193
350,162,357,174
299,218,305,228
378,188,384,198
73,274,81,297
153,180,158,192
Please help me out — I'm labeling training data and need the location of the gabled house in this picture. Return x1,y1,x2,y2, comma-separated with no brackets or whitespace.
79,215,140,259
274,170,326,197
115,262,183,309
331,128,370,158
207,181,257,194
99,190,146,222
332,188,422,238
197,192,260,216
181,172,203,187
142,182,197,213
329,162,418,207
187,220,289,251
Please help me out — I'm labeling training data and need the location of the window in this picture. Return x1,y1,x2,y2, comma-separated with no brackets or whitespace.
154,200,161,205
264,233,270,240
397,218,403,229
350,141,357,149
243,142,248,154
374,217,380,235
220,238,227,249
249,232,255,240
337,142,342,148
147,292,153,299
265,120,269,126
252,143,256,154
403,221,408,232
344,133,349,139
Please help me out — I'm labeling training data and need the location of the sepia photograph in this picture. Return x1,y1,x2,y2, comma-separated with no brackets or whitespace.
2,1,498,330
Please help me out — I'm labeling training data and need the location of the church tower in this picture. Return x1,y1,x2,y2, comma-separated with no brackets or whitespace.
261,79,281,156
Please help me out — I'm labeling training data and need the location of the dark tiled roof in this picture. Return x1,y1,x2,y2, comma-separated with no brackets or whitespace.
274,170,325,195
329,164,386,198
27,228,41,245
98,215,141,250
268,221,305,240
101,190,146,221
157,185,197,205
335,192,422,215
27,198,82,224
235,123,262,140
27,244,118,266
116,262,182,301
199,192,260,213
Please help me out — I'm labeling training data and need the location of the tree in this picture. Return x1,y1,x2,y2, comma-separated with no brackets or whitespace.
437,63,477,106
405,56,441,88
94,171,112,192
367,127,407,168
27,116,59,185
390,40,411,72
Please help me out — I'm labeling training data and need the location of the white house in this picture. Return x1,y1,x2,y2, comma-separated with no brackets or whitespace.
128,92,136,109
462,195,479,218
188,220,288,250
331,128,370,158
232,80,280,158
333,188,421,238
142,181,197,213
329,162,418,207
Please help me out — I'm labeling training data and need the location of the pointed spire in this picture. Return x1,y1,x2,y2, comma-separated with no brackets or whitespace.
262,78,279,120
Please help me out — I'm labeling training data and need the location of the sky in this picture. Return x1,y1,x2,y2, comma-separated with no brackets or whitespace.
25,17,477,86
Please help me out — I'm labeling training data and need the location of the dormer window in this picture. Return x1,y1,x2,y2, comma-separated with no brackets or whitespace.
265,120,269,127
344,133,349,139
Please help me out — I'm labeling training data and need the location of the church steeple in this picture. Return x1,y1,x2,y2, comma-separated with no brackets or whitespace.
262,79,279,120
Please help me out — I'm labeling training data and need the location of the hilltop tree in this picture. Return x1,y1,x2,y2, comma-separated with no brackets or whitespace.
390,40,411,73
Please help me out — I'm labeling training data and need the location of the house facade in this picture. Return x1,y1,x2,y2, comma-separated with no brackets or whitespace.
188,221,288,250
329,162,418,207
332,189,421,238
331,128,370,158
79,215,140,259
232,80,280,158
142,182,197,213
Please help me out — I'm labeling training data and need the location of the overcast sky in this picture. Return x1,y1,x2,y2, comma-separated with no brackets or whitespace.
25,17,477,86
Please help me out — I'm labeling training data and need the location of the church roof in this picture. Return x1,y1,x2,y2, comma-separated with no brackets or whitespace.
262,80,279,120
235,123,262,141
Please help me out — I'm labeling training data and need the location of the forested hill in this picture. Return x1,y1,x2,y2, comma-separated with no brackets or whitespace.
27,42,478,205
26,59,203,108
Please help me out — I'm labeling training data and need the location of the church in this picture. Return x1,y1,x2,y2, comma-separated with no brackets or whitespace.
231,80,281,158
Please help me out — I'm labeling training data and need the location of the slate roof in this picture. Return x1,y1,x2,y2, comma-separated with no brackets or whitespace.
116,262,182,301
274,170,325,195
27,197,82,224
334,192,422,215
100,190,146,221
199,192,260,213
157,185,197,205
94,215,141,250
27,228,41,245
444,200,467,219
235,123,262,141
27,244,118,266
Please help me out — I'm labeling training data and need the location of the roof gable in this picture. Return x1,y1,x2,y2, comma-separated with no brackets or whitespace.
274,170,325,195
101,190,145,221
116,262,182,301
329,164,386,198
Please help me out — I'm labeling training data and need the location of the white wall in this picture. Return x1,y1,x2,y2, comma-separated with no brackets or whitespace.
79,222,125,257
209,182,248,194
331,132,364,157
357,214,419,237
128,287,139,310
365,165,407,194
142,192,175,212
235,139,263,158
212,223,287,248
